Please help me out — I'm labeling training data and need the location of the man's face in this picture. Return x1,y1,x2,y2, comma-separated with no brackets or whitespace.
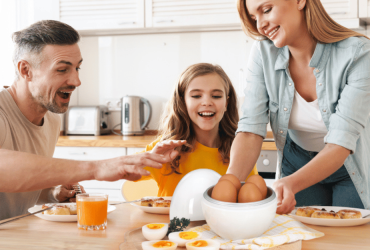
28,44,82,114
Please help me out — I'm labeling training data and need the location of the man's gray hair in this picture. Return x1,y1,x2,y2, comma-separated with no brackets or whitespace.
12,20,80,79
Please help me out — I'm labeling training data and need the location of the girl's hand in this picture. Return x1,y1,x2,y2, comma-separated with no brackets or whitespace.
272,177,297,214
151,140,187,162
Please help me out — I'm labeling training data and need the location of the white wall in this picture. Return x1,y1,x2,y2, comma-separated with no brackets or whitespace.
0,1,17,87
76,31,254,131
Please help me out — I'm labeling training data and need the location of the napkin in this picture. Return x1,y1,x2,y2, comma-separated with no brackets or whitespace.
187,215,324,249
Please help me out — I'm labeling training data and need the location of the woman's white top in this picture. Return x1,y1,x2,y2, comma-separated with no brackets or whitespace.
288,90,328,152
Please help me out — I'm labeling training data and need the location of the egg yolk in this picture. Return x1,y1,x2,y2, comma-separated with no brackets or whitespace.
179,231,198,240
152,241,175,248
190,240,208,247
147,224,165,229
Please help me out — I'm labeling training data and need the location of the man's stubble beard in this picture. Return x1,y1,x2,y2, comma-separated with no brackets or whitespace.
34,93,69,114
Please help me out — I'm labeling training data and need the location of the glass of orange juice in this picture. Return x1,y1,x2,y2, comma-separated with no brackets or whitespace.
76,193,108,230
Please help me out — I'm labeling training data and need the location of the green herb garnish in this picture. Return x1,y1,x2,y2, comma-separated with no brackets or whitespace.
166,217,190,236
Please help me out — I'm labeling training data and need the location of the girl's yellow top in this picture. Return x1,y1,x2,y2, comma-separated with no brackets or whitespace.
137,137,259,197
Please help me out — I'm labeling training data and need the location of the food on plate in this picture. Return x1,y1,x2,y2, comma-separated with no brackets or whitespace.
335,209,362,219
211,180,237,203
311,210,336,219
142,223,169,240
295,207,362,219
153,200,171,207
168,231,202,247
246,175,267,198
142,240,177,250
219,174,241,192
185,239,221,250
42,204,77,215
141,197,165,207
296,207,320,217
238,182,263,203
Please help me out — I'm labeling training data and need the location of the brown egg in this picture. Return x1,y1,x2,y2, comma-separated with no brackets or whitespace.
219,174,241,192
246,175,267,198
238,182,263,203
211,180,237,203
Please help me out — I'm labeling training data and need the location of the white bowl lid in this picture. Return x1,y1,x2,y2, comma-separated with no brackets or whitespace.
170,169,221,221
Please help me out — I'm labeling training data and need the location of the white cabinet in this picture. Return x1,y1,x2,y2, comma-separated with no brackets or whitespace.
28,0,370,34
145,0,240,28
59,0,145,30
127,147,145,155
53,146,127,201
322,0,358,19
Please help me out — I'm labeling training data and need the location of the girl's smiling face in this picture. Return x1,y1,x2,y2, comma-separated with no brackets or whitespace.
184,73,228,137
246,0,306,48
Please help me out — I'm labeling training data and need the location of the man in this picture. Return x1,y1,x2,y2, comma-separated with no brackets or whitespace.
0,20,184,220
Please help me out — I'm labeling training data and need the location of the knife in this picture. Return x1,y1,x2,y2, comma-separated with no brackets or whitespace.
109,199,142,206
0,206,54,226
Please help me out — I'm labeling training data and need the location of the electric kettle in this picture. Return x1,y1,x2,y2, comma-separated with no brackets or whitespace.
120,96,152,135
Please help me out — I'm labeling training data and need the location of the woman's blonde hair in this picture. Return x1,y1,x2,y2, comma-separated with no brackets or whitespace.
158,63,239,174
237,0,368,43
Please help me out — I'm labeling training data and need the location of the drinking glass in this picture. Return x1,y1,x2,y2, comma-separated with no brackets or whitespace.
76,193,108,230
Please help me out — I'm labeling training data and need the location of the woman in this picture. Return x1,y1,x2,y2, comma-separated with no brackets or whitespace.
227,0,370,214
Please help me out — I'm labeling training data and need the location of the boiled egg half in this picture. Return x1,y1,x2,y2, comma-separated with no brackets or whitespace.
142,240,177,250
186,239,220,250
168,231,202,247
142,223,168,241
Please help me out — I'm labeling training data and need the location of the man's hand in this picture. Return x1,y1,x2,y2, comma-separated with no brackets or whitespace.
53,183,86,202
93,140,187,182
272,177,296,214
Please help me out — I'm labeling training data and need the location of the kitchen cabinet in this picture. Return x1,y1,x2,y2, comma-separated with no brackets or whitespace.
30,0,369,34
59,0,145,31
145,0,240,28
31,0,145,31
127,147,145,155
322,0,357,19
53,146,127,201
359,0,370,20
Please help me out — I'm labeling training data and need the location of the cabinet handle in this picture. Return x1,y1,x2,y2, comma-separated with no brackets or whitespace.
68,152,87,155
327,12,347,15
156,19,173,23
118,21,136,25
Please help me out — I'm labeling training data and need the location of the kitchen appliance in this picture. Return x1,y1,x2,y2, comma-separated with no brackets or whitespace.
65,106,110,135
170,169,277,240
202,185,277,240
121,96,152,135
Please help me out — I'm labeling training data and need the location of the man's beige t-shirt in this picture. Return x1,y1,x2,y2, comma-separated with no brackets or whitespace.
0,89,60,220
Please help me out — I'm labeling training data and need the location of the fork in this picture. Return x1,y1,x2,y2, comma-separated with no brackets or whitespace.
72,184,82,195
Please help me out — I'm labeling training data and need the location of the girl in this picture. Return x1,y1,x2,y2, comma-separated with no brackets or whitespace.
138,63,258,196
227,0,370,214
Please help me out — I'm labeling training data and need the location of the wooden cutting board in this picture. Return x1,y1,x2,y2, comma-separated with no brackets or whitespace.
119,221,302,250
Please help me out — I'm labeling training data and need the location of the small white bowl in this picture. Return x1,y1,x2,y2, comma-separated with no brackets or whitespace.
201,184,277,240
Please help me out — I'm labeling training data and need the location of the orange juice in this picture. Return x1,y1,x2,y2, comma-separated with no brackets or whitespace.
76,194,108,230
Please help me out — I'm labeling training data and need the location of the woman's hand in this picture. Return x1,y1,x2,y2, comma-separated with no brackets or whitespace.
151,140,187,162
272,177,297,214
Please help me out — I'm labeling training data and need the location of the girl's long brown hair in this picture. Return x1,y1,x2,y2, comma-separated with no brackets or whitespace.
237,0,368,43
158,63,239,175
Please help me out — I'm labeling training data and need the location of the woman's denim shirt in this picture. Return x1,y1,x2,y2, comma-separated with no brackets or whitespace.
237,37,370,209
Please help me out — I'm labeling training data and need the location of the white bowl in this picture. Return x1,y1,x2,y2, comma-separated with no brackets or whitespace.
201,184,277,240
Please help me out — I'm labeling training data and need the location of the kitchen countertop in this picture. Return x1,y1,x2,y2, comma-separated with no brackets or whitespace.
56,132,277,150
0,203,369,249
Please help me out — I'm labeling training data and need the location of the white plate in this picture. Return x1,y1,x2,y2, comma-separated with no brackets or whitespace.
291,206,370,227
28,203,116,222
131,197,171,215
